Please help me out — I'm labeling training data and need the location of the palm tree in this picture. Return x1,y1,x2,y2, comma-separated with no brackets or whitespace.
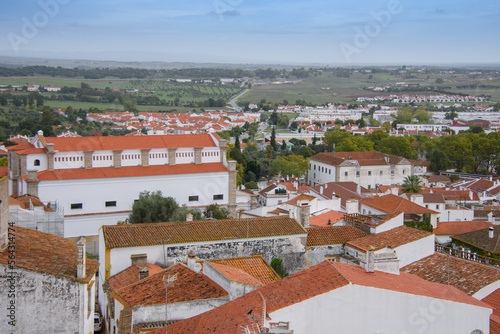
402,175,423,193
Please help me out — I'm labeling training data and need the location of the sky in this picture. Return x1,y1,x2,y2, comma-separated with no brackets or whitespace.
0,0,499,65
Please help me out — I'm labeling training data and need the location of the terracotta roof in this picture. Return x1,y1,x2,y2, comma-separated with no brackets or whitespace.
309,209,345,227
408,159,430,166
208,262,265,287
361,194,439,215
427,175,451,183
482,289,500,334
0,166,7,177
285,193,316,206
309,181,369,208
346,226,432,251
0,226,98,283
102,216,308,249
111,264,228,308
8,195,52,211
309,152,346,166
162,261,488,334
208,255,280,285
434,221,494,236
30,163,228,181
452,226,500,254
108,263,163,292
307,226,367,246
402,253,500,295
422,188,480,201
43,133,217,152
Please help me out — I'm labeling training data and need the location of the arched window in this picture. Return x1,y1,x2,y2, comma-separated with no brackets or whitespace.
34,159,40,166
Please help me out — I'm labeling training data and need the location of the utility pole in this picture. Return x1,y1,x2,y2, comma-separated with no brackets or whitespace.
163,273,178,334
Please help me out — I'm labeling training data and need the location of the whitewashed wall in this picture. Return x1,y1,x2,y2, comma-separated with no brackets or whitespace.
268,283,491,334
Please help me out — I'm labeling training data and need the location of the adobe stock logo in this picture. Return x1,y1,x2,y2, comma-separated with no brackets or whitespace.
7,0,70,53
339,0,403,63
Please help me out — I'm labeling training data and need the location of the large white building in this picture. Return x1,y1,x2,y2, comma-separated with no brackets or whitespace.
7,131,237,239
308,151,414,190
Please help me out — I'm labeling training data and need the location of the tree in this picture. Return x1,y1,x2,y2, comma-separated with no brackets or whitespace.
396,108,413,124
428,149,450,172
402,175,423,193
436,77,444,84
270,127,277,151
204,204,230,220
234,135,241,152
270,155,309,178
129,190,180,224
269,111,278,125
377,136,415,159
123,98,137,112
270,258,288,278
356,118,366,128
244,181,258,189
414,109,431,123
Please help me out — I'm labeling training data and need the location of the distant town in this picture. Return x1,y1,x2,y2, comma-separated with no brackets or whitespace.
1,62,500,334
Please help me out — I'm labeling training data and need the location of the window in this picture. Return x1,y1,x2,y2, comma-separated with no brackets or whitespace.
71,203,83,210
189,196,199,202
105,201,117,207
34,159,40,166
403,169,406,174
314,165,316,170
368,185,371,189
425,205,429,208
380,170,383,175
436,205,439,210
329,169,331,175
391,170,394,176
345,171,348,176
213,194,223,200
356,171,360,177
368,171,371,176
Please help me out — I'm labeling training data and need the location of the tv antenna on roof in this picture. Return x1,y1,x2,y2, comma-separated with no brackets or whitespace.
163,273,178,334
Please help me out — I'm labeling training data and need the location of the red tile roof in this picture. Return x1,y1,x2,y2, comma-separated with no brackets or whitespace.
402,252,500,295
161,261,488,334
346,226,432,251
102,216,308,249
208,255,280,285
309,209,345,227
108,263,163,292
208,262,265,287
285,193,316,206
0,226,98,283
43,133,217,152
307,226,367,246
29,163,228,181
434,220,494,236
111,264,228,308
361,194,439,215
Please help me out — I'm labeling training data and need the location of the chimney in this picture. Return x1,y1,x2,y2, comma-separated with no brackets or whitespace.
46,143,55,153
186,213,193,221
366,249,375,273
76,237,86,279
391,187,399,196
138,266,149,280
469,191,473,201
37,130,43,136
320,186,324,195
27,170,38,181
488,212,495,224
131,253,147,267
356,184,361,194
187,250,196,270
346,198,359,214
410,194,424,206
325,183,328,189
296,200,310,228
489,227,495,239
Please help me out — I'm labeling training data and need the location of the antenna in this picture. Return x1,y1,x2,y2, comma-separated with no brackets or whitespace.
163,273,178,334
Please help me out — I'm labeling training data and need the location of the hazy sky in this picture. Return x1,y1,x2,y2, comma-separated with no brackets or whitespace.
0,0,499,65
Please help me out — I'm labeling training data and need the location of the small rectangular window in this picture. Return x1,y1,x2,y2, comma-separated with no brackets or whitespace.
368,171,371,176
105,201,117,207
345,171,348,176
189,196,199,202
71,203,83,210
213,194,223,200
391,170,395,176
356,171,360,177
380,170,383,175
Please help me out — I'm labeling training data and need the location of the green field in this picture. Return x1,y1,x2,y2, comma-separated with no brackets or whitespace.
241,71,500,105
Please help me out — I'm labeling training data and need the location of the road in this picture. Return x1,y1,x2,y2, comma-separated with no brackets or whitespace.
228,88,249,112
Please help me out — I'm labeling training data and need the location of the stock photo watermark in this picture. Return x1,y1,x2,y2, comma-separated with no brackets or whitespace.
340,0,403,63
213,0,243,20
7,0,69,53
6,222,17,330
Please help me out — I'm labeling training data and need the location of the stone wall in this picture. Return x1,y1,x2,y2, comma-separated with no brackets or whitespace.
307,244,344,267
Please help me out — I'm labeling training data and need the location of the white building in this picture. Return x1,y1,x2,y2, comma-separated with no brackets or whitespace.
165,261,492,333
7,131,237,238
308,151,414,189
